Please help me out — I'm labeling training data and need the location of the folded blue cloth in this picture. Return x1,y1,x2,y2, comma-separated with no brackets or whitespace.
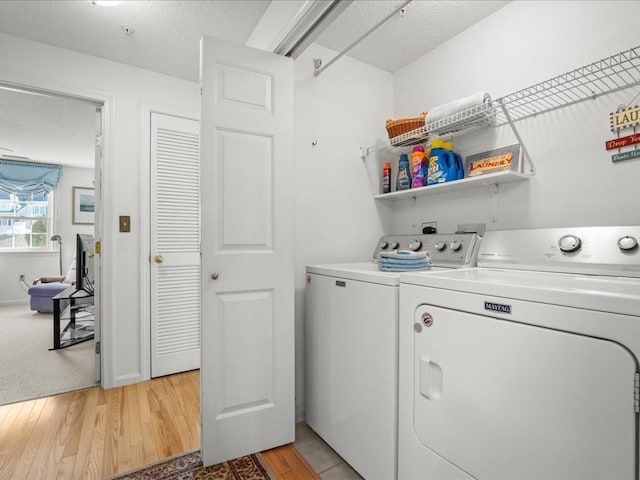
379,264,431,272
378,250,427,260
378,260,429,268
377,250,432,271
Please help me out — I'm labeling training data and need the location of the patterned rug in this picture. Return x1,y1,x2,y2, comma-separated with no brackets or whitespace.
109,450,272,480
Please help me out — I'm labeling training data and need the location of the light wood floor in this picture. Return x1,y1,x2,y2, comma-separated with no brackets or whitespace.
0,370,318,479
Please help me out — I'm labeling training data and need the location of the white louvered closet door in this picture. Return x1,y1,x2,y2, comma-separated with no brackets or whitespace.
150,112,200,378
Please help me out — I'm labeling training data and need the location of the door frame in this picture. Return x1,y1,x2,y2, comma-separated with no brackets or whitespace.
139,104,200,381
0,76,113,386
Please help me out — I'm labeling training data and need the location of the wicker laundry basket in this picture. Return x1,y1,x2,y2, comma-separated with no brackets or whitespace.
385,112,427,139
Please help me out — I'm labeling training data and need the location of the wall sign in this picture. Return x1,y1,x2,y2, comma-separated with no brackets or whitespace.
607,103,639,163
605,132,640,150
612,149,640,162
610,105,640,131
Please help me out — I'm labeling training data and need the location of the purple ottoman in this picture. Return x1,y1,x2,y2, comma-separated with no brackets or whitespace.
28,282,70,313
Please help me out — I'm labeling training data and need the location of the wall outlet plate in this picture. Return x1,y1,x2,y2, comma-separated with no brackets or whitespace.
422,221,437,234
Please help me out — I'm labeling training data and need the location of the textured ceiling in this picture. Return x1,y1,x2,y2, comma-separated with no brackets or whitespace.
0,0,510,168
0,0,511,81
315,0,509,72
0,0,271,83
0,88,97,169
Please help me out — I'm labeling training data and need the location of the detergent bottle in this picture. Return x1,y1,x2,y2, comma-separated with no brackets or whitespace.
396,153,412,191
382,162,392,193
443,140,464,180
427,138,456,185
410,145,427,188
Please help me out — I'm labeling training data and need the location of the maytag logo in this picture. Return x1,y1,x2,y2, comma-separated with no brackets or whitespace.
484,301,511,314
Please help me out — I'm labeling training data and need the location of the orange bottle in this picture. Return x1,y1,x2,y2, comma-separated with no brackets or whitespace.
382,162,392,193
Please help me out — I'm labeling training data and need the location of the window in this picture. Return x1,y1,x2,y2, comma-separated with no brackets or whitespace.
0,190,52,249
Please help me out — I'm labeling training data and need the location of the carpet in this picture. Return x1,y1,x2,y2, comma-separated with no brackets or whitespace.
108,450,273,480
0,304,97,405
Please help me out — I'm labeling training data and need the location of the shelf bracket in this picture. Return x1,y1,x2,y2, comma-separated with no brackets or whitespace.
497,98,536,175
489,183,498,222
410,196,417,227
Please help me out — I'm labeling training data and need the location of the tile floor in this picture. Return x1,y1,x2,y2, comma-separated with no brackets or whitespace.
294,422,364,479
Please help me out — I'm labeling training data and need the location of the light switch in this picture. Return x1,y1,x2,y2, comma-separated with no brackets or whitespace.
119,215,131,232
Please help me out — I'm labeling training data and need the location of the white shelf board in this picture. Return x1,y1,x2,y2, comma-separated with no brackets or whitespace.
374,170,531,201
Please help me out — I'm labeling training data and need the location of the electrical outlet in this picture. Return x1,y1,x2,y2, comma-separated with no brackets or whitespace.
19,274,25,282
422,221,437,233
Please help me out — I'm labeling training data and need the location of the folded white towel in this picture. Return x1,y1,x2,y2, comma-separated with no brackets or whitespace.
427,92,494,134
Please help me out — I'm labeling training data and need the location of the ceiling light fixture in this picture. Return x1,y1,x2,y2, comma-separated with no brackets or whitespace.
91,1,123,6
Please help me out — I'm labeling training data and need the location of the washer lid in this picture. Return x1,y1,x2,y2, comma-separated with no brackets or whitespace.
307,262,448,286
400,267,640,316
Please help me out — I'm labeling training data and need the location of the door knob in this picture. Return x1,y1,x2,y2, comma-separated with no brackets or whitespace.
211,273,219,280
154,254,164,264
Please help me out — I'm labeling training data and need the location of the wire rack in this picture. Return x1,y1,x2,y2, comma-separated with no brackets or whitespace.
496,45,640,124
363,45,640,158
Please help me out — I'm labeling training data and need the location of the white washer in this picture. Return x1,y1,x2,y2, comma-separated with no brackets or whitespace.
305,233,481,480
398,226,640,480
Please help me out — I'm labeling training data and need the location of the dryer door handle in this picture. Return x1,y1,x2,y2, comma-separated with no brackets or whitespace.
420,356,443,400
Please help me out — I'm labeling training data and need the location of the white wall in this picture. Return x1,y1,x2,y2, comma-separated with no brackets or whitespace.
0,252,57,306
0,32,199,386
391,1,640,234
55,166,95,271
293,44,394,419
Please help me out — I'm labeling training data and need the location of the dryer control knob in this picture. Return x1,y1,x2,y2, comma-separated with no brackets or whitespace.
408,240,422,251
450,240,462,251
617,236,638,251
558,234,582,253
379,241,389,249
389,241,399,249
435,241,446,251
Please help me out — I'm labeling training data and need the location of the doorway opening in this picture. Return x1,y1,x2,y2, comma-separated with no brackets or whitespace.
0,82,103,405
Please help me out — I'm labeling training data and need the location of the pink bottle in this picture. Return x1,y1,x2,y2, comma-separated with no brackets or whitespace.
411,145,426,188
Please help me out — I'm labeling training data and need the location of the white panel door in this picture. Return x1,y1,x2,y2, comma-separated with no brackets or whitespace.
413,304,637,480
150,112,200,378
200,35,294,466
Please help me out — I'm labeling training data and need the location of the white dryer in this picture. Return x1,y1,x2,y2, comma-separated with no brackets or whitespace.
305,233,481,480
398,226,640,480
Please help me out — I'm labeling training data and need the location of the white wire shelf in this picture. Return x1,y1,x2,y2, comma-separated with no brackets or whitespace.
374,170,530,201
362,45,640,158
496,45,640,124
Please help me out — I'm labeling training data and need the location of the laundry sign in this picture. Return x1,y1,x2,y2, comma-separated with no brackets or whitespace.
606,104,640,163
610,105,640,131
612,149,640,162
605,132,640,150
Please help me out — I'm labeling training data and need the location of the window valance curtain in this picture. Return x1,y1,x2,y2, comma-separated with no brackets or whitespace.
0,159,62,195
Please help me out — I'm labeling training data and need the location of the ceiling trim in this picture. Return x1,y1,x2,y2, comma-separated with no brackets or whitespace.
274,0,353,58
314,0,412,77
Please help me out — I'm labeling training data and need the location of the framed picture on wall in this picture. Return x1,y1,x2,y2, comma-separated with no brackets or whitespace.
72,186,95,225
